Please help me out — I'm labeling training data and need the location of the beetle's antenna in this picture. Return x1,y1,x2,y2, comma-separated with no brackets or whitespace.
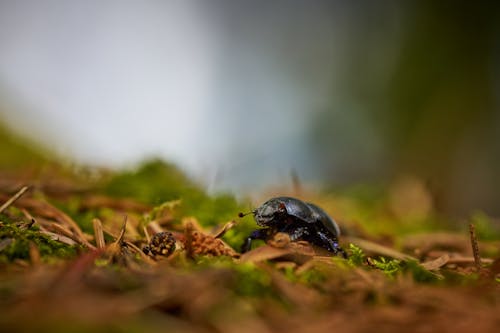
238,210,255,218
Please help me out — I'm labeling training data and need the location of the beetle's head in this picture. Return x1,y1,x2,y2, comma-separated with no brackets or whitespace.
252,199,287,227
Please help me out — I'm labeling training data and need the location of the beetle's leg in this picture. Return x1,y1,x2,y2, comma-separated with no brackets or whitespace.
317,231,348,259
287,226,309,242
241,229,267,253
335,244,348,259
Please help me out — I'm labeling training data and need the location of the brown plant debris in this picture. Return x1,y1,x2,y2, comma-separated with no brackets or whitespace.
421,253,450,271
1,181,500,333
92,218,106,249
0,185,30,213
212,220,237,239
469,223,482,271
0,192,95,249
183,226,238,258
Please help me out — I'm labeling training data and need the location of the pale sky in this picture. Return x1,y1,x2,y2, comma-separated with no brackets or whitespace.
0,1,393,193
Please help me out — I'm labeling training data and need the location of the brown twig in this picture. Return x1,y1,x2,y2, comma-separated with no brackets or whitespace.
447,256,493,265
101,216,129,261
212,220,237,239
7,196,95,249
421,254,450,270
39,230,78,245
469,223,482,271
93,218,106,249
346,236,417,261
184,222,194,259
115,215,128,245
143,225,151,243
124,241,157,265
0,186,30,213
46,202,95,249
46,223,77,240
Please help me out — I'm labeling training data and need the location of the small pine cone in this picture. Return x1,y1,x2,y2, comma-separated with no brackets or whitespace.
143,232,176,257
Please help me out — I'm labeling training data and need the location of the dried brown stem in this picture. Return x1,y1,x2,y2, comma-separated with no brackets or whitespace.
212,220,237,239
5,196,95,249
184,221,194,259
93,218,106,249
124,241,157,265
421,254,450,270
347,236,417,261
447,256,493,265
143,226,151,243
39,230,78,245
115,216,128,245
0,186,29,213
46,223,77,239
469,223,482,271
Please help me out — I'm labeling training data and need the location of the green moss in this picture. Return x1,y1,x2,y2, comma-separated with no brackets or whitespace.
369,257,401,277
102,159,244,227
347,243,365,266
188,256,276,298
103,159,199,204
0,214,79,263
345,243,440,283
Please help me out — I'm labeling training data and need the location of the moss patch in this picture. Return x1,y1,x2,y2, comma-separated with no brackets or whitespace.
0,214,79,264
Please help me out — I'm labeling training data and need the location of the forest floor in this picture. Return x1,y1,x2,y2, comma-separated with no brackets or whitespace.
0,138,499,332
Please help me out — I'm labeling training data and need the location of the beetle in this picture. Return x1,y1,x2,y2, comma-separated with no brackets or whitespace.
239,196,347,258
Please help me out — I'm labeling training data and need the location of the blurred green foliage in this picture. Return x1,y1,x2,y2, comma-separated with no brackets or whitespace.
96,159,255,248
191,256,276,297
102,159,243,227
0,123,48,169
469,211,500,241
312,1,500,216
103,159,198,204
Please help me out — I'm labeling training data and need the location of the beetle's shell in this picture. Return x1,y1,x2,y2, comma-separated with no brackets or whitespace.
255,197,314,225
276,197,316,223
306,202,340,237
254,197,341,238
247,196,346,257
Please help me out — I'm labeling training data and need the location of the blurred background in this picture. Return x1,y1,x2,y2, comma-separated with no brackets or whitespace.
0,0,499,216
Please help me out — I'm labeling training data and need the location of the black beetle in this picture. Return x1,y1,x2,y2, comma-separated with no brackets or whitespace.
239,196,347,258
